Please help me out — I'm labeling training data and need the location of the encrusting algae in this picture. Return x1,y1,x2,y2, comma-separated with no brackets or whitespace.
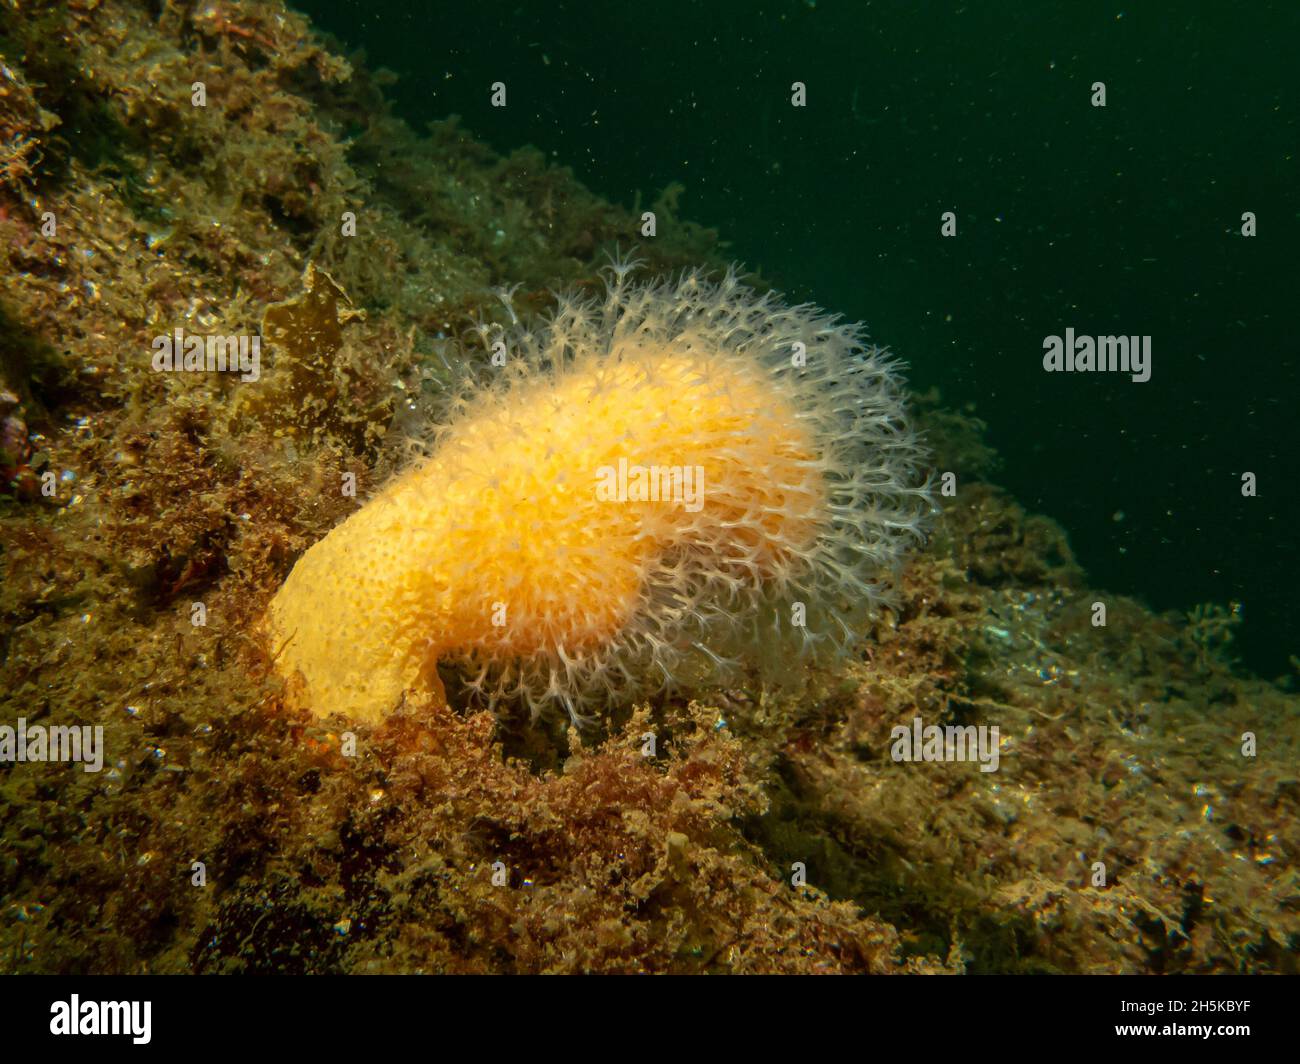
267,259,931,724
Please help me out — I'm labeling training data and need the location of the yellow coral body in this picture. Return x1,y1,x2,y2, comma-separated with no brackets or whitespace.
268,342,822,724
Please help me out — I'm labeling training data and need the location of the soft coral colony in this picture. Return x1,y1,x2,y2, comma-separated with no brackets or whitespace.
266,259,933,725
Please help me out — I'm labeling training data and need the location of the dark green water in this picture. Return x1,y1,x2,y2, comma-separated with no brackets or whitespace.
297,0,1298,678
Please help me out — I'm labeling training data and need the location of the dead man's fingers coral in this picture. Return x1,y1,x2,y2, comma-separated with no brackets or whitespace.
266,261,932,725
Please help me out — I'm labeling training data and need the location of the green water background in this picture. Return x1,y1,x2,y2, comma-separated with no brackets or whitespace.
297,0,1298,679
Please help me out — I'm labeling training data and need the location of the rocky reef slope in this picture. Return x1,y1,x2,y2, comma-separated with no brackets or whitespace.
0,0,1294,973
